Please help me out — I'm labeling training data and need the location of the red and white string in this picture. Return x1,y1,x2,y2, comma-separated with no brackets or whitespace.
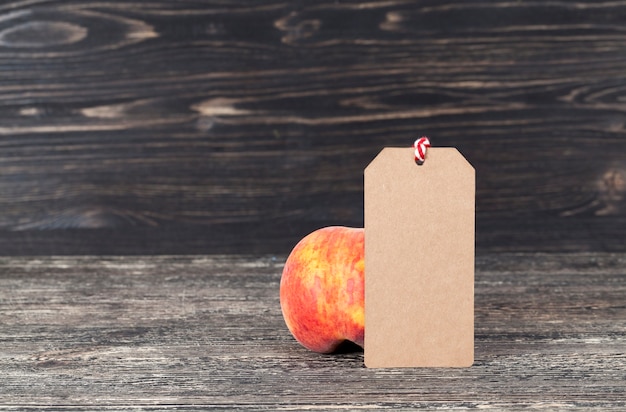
413,137,430,164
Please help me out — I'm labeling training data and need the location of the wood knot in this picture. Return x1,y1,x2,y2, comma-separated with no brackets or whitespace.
0,9,157,56
596,168,626,216
0,21,87,48
275,12,321,44
380,11,404,31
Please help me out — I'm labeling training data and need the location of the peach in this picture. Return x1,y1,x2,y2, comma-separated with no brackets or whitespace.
280,226,364,353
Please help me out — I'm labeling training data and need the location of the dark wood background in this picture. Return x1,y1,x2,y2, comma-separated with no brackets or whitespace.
1,0,625,255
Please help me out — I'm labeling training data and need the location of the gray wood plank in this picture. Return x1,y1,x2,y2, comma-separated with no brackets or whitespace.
0,1,626,253
0,254,624,410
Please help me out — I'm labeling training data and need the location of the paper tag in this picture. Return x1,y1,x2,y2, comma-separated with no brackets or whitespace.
364,147,475,368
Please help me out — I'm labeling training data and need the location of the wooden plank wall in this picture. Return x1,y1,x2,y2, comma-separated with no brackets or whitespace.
0,1,625,255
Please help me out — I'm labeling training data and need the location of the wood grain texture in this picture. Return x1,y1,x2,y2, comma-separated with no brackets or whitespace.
0,1,626,253
0,253,624,410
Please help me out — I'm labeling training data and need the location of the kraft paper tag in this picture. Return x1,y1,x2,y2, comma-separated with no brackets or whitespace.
364,147,475,368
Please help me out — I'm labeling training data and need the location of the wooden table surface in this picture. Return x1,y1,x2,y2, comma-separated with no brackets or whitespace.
1,253,624,410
